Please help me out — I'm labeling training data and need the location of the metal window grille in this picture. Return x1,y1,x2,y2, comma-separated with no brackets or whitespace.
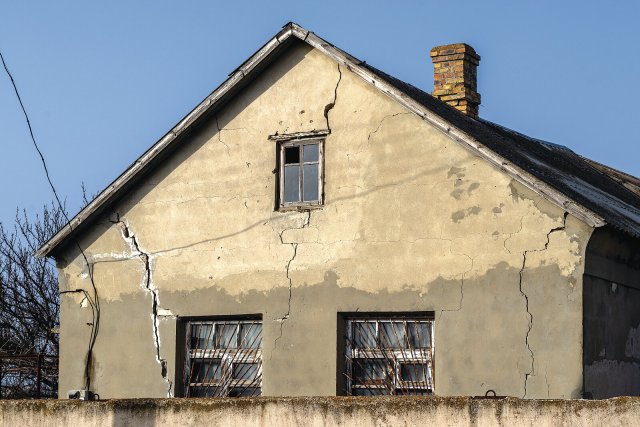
345,317,434,396
279,139,323,208
183,319,262,397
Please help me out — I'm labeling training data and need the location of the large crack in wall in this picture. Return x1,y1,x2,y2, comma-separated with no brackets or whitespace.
274,211,310,351
519,212,568,397
323,64,341,132
64,51,589,398
273,64,342,350
110,213,173,397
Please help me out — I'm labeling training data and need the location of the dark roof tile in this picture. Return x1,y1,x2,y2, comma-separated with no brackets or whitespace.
363,63,640,237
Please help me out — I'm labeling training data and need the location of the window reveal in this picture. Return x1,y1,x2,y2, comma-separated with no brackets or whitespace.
280,139,323,207
183,319,262,397
345,316,434,396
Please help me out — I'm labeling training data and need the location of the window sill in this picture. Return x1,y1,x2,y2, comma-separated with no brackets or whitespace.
277,203,324,213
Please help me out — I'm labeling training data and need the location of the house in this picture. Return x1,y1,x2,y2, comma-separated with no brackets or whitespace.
36,23,640,400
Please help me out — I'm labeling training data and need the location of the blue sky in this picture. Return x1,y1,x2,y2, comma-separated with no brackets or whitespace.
1,1,639,228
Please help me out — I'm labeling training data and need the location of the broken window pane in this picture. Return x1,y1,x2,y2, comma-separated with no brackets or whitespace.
284,165,300,203
303,144,319,162
284,146,300,164
303,163,319,201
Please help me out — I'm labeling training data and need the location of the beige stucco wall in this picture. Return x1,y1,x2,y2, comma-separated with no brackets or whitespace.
55,41,594,399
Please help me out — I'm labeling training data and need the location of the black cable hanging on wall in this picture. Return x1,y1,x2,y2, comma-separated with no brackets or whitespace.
0,50,101,397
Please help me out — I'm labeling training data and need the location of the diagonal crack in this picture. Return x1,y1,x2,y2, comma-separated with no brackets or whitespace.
520,212,568,398
323,64,342,131
111,213,173,396
367,113,411,142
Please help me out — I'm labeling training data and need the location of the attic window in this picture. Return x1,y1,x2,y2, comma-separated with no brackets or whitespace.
278,139,323,209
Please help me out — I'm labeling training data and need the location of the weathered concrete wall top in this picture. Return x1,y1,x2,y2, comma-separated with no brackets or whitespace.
2,397,640,427
55,41,594,399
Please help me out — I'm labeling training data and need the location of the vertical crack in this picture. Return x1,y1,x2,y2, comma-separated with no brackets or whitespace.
274,211,311,351
112,213,173,396
324,64,342,131
274,243,296,349
520,212,567,397
519,250,534,398
545,369,550,398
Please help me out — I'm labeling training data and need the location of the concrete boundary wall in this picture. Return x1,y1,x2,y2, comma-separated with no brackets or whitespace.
1,397,640,426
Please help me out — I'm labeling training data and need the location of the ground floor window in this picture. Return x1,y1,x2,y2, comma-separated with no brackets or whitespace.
344,315,434,395
182,318,262,397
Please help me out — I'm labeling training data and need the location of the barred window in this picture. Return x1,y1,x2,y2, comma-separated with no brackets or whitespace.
344,316,434,396
183,318,262,397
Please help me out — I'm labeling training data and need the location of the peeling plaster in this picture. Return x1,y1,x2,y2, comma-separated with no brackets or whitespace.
55,45,592,399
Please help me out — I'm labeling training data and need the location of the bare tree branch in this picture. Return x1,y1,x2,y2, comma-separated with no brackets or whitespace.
0,201,66,398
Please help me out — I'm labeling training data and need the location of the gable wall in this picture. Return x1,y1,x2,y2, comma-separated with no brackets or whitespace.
56,41,593,399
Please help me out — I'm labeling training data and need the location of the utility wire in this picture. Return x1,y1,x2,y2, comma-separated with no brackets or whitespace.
1,49,101,393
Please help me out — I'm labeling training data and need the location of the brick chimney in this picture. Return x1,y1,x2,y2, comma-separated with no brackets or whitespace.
430,43,481,118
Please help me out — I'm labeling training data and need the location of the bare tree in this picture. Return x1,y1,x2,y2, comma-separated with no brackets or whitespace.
0,202,66,398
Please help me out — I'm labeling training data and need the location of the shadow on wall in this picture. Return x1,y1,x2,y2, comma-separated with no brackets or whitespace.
583,226,640,399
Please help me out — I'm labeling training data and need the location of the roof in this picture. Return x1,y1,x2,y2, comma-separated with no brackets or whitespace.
580,158,640,198
36,22,640,258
